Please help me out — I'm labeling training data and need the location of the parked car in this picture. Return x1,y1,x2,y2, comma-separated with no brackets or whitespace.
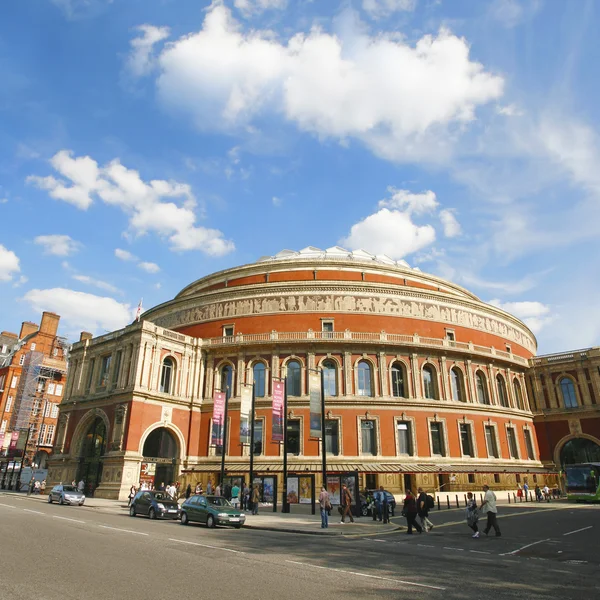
180,494,246,529
361,490,397,517
47,485,85,506
129,490,180,520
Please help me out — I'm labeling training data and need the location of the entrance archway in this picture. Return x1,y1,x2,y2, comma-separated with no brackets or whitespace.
142,427,178,488
77,417,107,494
560,437,600,467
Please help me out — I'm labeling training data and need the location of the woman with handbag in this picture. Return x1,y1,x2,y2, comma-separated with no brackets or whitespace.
319,486,331,529
466,492,480,538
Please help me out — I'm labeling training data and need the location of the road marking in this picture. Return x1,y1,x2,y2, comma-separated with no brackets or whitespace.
23,509,45,515
285,560,445,591
372,539,387,542
168,538,244,554
98,525,148,536
0,503,16,508
563,526,593,536
417,544,434,548
53,516,85,524
500,538,550,556
443,547,464,551
469,550,491,555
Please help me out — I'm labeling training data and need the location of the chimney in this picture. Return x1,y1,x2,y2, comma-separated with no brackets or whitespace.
40,312,60,337
80,332,93,342
20,321,38,339
1,331,18,339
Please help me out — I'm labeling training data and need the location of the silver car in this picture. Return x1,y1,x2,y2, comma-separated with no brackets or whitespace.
48,484,85,506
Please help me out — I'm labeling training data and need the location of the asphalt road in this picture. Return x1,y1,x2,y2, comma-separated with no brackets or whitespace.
0,493,598,600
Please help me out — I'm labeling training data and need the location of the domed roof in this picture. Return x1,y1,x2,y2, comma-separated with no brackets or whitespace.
256,246,420,271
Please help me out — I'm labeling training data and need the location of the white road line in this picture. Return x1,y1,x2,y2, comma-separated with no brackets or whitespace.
372,539,387,542
469,550,491,555
53,516,85,524
23,509,45,515
168,538,244,554
500,538,550,556
98,525,148,536
285,560,445,591
417,544,434,548
0,503,16,508
443,547,464,551
563,526,593,537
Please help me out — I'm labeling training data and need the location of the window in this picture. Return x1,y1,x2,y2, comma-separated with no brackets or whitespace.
361,420,377,455
53,348,58,357
30,343,36,351
220,365,233,397
513,379,524,410
397,421,413,456
44,401,52,418
507,427,519,458
286,360,301,396
47,382,56,395
533,474,537,483
446,330,456,345
51,404,59,419
0,420,6,434
286,420,301,455
19,355,25,366
253,419,263,456
43,424,55,446
97,355,112,388
11,376,17,388
1,345,6,353
485,425,499,458
524,429,535,460
5,396,13,412
450,367,465,402
322,321,334,338
85,359,95,392
475,371,490,405
460,423,474,456
32,399,41,416
560,378,578,408
55,384,63,396
494,474,500,484
430,422,445,456
322,360,337,396
253,362,266,398
468,474,475,484
391,362,406,397
422,365,438,399
112,350,122,386
0,375,4,390
223,325,234,337
357,361,373,396
325,420,339,455
496,375,509,408
160,358,175,394
37,379,46,393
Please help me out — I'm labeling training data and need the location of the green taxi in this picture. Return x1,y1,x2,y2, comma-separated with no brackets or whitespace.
180,495,246,529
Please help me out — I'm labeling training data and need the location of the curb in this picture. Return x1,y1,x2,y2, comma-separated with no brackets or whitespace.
242,523,403,536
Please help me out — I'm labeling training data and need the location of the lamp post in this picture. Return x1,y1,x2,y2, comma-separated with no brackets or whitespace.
219,382,231,490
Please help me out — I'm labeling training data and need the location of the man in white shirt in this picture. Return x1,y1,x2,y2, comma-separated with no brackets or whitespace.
480,484,501,537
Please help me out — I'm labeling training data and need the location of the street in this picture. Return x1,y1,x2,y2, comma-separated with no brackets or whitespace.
0,493,598,600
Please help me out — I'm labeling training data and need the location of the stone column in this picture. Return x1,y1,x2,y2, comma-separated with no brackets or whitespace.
343,352,352,396
205,357,215,399
576,367,592,406
378,352,388,397
544,369,559,409
488,364,498,405
236,354,245,398
271,352,280,390
411,354,420,398
440,357,450,400
506,368,514,407
466,360,476,403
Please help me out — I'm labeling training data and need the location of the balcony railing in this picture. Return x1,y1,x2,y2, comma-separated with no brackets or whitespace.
202,331,529,365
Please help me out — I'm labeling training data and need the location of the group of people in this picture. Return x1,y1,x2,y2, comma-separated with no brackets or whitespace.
26,478,47,495
516,481,559,502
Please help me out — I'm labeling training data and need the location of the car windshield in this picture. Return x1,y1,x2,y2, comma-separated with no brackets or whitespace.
208,496,232,507
63,486,78,492
153,492,171,501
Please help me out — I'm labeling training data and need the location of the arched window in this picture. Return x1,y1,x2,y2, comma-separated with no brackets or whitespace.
475,371,490,405
560,377,578,408
220,364,233,398
159,357,175,394
422,365,438,400
322,360,337,397
357,361,373,397
513,379,524,410
496,374,509,407
450,367,465,402
253,362,266,398
286,360,301,396
391,362,406,397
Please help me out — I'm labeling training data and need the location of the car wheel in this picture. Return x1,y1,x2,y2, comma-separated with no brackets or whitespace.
149,508,157,520
47,495,52,504
235,524,241,529
206,515,215,529
180,512,189,525
129,506,136,517
59,496,64,505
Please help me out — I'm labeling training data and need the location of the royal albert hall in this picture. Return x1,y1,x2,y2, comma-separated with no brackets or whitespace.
48,247,555,501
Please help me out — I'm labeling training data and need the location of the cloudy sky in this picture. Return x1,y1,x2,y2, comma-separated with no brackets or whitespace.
1,0,599,353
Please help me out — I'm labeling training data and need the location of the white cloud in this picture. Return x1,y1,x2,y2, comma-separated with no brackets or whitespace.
488,0,540,28
13,275,28,288
272,196,282,207
27,150,235,256
460,272,537,295
127,25,170,78
489,298,554,334
138,261,161,274
234,0,287,17
115,248,137,261
362,0,416,19
0,245,21,282
439,209,461,237
379,188,438,215
51,0,113,20
72,274,119,294
34,234,82,256
148,3,503,163
23,288,132,334
496,103,523,117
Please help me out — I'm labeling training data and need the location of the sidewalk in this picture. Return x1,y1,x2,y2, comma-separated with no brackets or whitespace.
0,490,127,513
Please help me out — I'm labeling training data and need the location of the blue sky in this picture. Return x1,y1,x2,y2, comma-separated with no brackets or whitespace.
1,0,599,353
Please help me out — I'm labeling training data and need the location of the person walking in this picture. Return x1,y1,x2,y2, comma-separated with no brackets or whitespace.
40,479,46,494
185,483,192,499
34,479,41,494
195,482,202,495
465,492,480,538
481,484,501,536
251,484,260,515
78,479,85,494
319,486,331,529
27,478,35,496
206,479,213,495
340,484,354,524
402,489,422,534
417,488,434,532
231,482,240,507
215,483,222,497
128,484,137,506
373,487,384,522
243,483,250,510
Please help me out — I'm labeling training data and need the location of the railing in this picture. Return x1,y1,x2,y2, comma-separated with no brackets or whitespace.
203,331,529,365
531,349,592,366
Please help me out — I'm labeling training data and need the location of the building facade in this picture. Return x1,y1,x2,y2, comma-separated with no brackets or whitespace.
0,312,69,488
48,248,554,501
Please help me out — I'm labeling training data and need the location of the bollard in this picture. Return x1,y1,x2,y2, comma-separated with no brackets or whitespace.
508,493,511,504
455,495,459,508
464,494,468,507
480,493,483,504
437,496,441,511
530,491,533,502
446,496,450,509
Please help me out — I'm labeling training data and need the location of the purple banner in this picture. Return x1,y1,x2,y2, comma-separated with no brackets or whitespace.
272,380,284,442
211,391,226,446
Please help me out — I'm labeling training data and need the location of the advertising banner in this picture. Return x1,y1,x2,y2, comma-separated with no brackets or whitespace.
7,431,20,458
309,372,322,438
326,475,341,505
287,476,299,504
211,391,226,446
263,477,275,503
299,476,312,504
240,385,252,445
272,380,284,442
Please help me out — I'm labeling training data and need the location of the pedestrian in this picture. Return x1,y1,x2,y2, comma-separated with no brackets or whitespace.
185,483,192,499
128,484,137,506
195,482,202,495
28,478,35,496
319,485,331,528
231,481,240,507
78,479,85,493
523,480,529,500
417,487,434,532
34,479,41,494
40,479,46,494
465,492,480,538
206,479,213,495
535,484,542,502
373,487,383,522
243,483,250,510
251,484,260,515
215,483,222,497
480,484,501,537
516,484,523,500
340,483,354,524
71,480,76,487
224,482,232,501
542,484,550,502
402,489,422,534
159,481,165,492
